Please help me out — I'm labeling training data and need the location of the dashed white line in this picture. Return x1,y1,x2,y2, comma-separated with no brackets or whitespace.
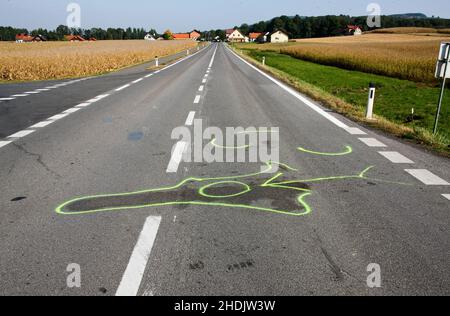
132,78,143,84
185,111,196,126
199,85,204,92
442,194,450,201
0,98,15,101
202,79,207,83
75,102,91,108
8,130,35,138
11,94,28,97
25,91,40,94
115,84,131,92
47,113,69,121
194,95,201,104
116,216,162,297
30,121,54,128
358,138,387,147
36,88,50,92
345,127,367,135
405,169,449,186
0,141,12,149
145,74,153,78
379,151,414,164
166,141,188,173
63,108,81,114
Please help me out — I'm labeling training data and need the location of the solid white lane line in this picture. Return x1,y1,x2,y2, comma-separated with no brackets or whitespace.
0,98,15,101
358,138,387,147
199,85,204,92
12,94,29,97
25,91,40,94
63,108,81,114
405,169,449,186
0,141,12,149
116,84,131,92
116,216,162,297
36,88,50,92
132,78,143,84
379,151,414,164
8,130,35,138
194,95,201,104
442,194,450,201
228,47,350,130
75,102,91,108
145,74,153,78
345,127,367,135
185,111,196,126
30,121,54,128
48,113,69,121
166,141,187,173
86,94,109,103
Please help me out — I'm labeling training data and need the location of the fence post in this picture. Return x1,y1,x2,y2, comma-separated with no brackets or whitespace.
366,83,376,119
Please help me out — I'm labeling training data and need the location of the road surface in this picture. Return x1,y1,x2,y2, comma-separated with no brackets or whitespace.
0,43,449,296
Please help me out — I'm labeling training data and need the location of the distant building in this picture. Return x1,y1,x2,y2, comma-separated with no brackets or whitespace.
173,30,201,41
65,35,85,42
249,32,262,42
144,34,155,41
348,25,363,36
15,33,46,43
269,30,289,43
256,32,270,43
226,29,245,43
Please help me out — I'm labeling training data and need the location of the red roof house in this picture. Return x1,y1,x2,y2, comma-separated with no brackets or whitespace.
249,32,262,42
65,35,86,42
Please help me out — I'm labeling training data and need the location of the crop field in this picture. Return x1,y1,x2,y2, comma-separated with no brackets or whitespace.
0,40,198,82
236,33,450,83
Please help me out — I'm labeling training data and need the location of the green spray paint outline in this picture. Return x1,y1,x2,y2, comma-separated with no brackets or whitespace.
209,129,279,150
55,160,410,217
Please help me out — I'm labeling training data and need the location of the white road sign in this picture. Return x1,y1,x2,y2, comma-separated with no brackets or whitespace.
435,43,450,79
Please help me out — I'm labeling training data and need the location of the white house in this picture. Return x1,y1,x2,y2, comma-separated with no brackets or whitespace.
144,34,155,41
226,29,246,43
270,30,289,43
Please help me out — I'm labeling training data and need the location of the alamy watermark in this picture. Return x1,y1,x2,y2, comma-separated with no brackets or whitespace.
171,120,280,173
66,3,81,28
367,263,382,288
367,3,382,28
66,263,81,288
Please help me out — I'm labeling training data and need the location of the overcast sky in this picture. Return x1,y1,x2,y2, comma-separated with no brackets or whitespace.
1,0,449,32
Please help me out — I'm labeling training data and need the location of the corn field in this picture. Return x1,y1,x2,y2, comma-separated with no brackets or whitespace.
0,40,198,81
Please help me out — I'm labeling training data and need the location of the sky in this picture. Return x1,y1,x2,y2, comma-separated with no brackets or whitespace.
1,0,449,32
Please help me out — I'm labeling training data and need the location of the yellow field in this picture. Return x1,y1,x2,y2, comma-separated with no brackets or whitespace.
236,33,450,83
0,40,198,81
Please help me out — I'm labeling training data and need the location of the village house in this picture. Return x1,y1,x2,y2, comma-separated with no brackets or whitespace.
226,29,246,43
269,30,289,43
144,33,156,41
15,33,46,43
249,32,262,42
173,30,201,41
65,35,86,42
348,25,363,36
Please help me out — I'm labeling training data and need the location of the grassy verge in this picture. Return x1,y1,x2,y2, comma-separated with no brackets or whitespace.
231,46,449,156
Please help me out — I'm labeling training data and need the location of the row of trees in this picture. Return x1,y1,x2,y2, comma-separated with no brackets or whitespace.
0,25,160,41
203,15,450,40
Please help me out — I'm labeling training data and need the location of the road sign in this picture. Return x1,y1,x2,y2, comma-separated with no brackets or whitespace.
435,43,450,79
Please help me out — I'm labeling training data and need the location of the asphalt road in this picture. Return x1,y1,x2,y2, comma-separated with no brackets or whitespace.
0,43,449,296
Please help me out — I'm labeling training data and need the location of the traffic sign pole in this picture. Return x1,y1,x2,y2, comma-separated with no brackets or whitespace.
434,45,450,134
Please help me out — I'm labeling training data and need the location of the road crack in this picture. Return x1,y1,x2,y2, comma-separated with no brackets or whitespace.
13,143,62,179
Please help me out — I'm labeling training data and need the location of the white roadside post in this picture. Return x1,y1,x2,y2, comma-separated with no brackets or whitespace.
434,42,450,134
366,83,376,119
187,49,190,56
155,56,159,68
262,56,266,66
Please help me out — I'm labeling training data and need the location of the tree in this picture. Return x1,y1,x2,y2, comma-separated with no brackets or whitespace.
163,29,174,40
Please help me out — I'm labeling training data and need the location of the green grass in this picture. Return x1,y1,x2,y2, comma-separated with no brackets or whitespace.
239,48,449,153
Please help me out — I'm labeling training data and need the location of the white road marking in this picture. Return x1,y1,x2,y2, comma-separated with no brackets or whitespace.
202,79,207,83
75,102,91,108
47,113,69,121
30,121,54,128
116,216,162,297
12,94,28,97
132,78,143,84
86,94,109,103
185,111,196,126
345,127,367,135
166,141,188,173
25,91,40,94
405,169,449,186
0,98,15,101
0,141,12,149
208,45,218,68
63,108,81,114
145,74,153,78
154,70,161,74
442,194,450,201
358,138,387,147
228,47,352,130
379,151,414,164
115,84,131,92
36,88,50,92
8,130,35,138
199,85,204,92
194,95,201,104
